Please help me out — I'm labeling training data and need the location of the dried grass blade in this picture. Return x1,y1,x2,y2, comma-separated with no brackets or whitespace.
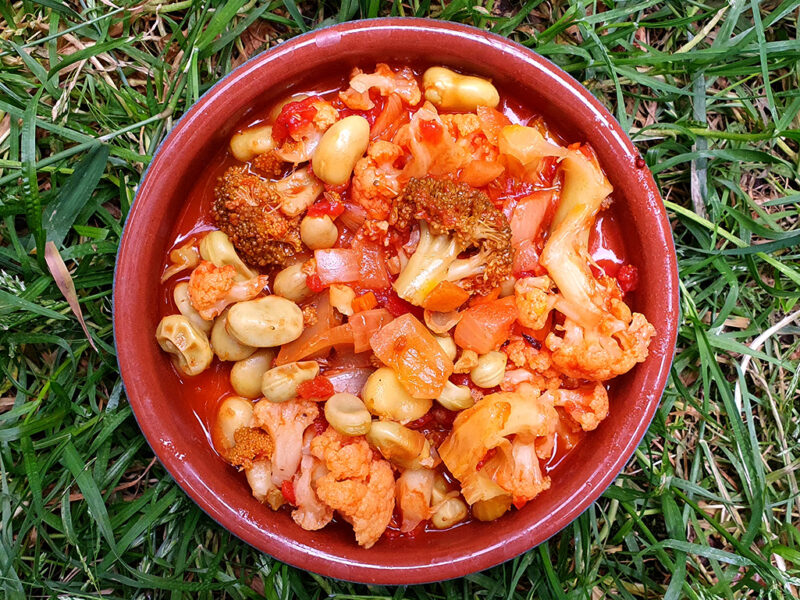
44,241,98,352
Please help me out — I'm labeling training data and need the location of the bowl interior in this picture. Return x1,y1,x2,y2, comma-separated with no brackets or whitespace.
115,19,678,584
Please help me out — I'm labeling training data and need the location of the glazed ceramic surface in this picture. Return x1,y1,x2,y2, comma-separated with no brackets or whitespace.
114,18,679,584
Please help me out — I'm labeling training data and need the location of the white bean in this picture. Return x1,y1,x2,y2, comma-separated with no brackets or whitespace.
422,66,499,111
431,497,468,529
261,361,319,403
173,282,212,335
229,124,274,162
436,380,474,411
226,295,304,347
324,393,372,436
300,215,338,250
312,115,369,185
472,495,512,522
156,314,213,376
470,351,507,388
366,420,431,469
230,349,275,398
273,263,313,303
213,396,254,452
433,334,457,361
199,230,255,280
211,310,256,362
362,367,431,423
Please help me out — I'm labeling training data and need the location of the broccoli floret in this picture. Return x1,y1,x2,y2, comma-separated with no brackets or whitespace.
390,177,513,305
213,166,303,268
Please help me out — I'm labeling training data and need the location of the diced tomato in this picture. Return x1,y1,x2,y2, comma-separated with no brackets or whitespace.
512,498,528,510
370,313,453,399
431,406,457,428
272,97,318,144
454,296,517,355
617,264,639,293
419,119,443,144
405,411,435,430
297,375,335,400
306,272,326,292
281,480,297,505
312,412,329,435
307,198,345,218
373,288,423,320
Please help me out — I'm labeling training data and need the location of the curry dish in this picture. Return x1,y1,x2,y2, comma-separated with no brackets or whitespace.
156,63,656,548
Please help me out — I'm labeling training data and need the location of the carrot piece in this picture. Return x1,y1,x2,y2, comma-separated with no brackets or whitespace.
352,291,378,313
454,296,517,354
421,281,470,312
370,313,454,399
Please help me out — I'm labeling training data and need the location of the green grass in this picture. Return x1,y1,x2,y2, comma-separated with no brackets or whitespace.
1,0,799,598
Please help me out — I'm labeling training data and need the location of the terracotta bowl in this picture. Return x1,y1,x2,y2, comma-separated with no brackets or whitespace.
114,18,678,584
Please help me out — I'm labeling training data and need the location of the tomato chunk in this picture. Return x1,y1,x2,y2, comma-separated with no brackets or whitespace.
297,375,335,400
370,313,453,399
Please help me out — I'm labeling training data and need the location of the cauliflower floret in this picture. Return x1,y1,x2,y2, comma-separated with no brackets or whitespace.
213,167,303,268
441,113,481,138
340,63,422,110
394,102,470,180
245,459,285,510
514,276,557,330
252,398,319,486
395,468,434,532
438,384,557,505
351,140,404,220
274,99,339,163
547,311,655,381
291,430,334,531
552,383,609,432
310,428,395,548
187,260,268,319
503,338,562,391
274,167,324,217
540,147,655,380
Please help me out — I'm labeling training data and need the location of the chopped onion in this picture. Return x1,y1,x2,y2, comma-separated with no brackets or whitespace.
315,249,361,286
325,368,374,395
424,309,462,334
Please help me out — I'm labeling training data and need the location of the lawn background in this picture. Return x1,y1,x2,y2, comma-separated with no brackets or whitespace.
1,1,799,598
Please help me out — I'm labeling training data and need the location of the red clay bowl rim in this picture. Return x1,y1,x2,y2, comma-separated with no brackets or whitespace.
114,17,679,584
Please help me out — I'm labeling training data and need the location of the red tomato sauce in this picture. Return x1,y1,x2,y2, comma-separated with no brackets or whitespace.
157,62,630,534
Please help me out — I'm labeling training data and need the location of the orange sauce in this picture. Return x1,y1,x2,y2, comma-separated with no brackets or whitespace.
157,62,630,534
